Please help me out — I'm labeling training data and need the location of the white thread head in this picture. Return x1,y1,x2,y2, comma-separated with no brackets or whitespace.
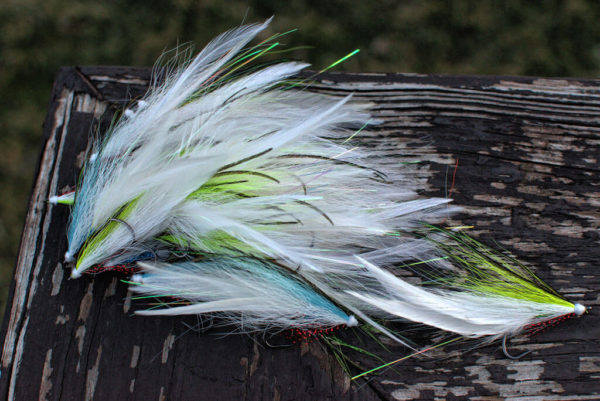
124,109,135,118
574,303,586,316
347,315,358,327
49,196,59,205
71,268,81,279
64,251,74,262
131,274,144,283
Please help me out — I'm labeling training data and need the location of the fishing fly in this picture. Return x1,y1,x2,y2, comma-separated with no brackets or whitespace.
52,18,586,367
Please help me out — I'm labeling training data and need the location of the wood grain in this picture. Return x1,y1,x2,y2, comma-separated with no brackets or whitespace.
0,67,598,400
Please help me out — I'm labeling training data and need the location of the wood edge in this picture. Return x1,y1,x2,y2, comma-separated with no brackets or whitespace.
0,67,102,396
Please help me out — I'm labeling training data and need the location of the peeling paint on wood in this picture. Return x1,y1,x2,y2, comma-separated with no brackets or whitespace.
104,277,117,297
77,283,93,322
130,345,140,369
122,289,132,314
75,325,86,356
55,313,69,325
84,345,102,401
50,263,63,296
161,334,175,364
249,342,260,377
38,349,53,401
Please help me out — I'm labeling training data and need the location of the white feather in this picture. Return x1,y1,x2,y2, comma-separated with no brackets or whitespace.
130,259,356,330
346,257,578,339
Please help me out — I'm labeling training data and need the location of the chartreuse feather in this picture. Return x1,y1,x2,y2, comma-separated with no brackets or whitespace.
158,231,261,257
188,170,281,200
426,228,573,309
76,198,140,269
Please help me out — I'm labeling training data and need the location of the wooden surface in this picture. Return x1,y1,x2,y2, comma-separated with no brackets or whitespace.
1,67,599,400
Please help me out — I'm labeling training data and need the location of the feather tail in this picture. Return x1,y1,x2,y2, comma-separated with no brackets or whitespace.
129,258,358,330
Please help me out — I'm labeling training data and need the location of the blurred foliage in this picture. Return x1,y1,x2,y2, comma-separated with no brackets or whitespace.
0,0,599,318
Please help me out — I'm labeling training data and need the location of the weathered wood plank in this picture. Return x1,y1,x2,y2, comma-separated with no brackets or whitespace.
1,67,598,400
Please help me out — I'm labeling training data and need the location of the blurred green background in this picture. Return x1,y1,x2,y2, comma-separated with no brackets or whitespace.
1,0,600,318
